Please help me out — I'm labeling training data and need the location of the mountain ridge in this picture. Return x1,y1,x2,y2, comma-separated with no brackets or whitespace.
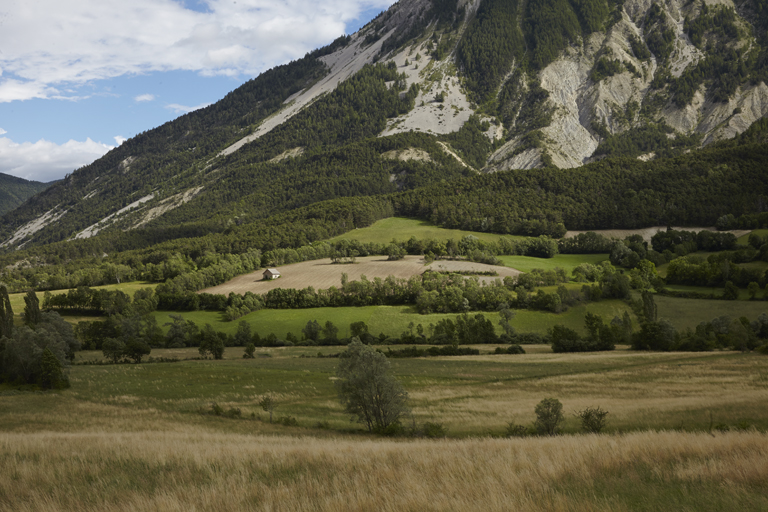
0,173,51,216
2,0,768,251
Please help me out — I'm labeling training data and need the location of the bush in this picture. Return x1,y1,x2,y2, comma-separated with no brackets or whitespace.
224,407,242,419
575,406,609,433
422,422,448,438
506,422,529,437
278,416,298,427
535,398,564,436
102,339,126,363
123,339,151,363
494,345,526,354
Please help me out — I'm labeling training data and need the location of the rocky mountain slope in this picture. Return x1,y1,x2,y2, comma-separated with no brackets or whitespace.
2,0,767,250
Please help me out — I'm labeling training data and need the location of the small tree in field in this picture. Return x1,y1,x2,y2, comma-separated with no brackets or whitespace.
575,406,609,433
123,338,151,363
535,398,564,436
336,338,409,432
102,339,126,363
259,395,277,422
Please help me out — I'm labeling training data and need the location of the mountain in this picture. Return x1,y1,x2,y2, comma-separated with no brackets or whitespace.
0,173,51,216
2,0,768,251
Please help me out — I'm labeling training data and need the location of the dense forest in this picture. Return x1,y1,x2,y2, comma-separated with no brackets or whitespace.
0,173,51,215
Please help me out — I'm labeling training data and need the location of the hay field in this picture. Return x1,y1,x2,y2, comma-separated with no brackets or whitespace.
50,349,768,435
3,349,768,511
202,255,521,296
1,428,765,512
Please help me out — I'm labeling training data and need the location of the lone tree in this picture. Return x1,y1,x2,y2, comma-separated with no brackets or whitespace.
336,338,409,432
535,398,564,436
259,394,277,422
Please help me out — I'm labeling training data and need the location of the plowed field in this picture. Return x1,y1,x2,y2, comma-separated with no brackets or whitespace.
202,255,521,295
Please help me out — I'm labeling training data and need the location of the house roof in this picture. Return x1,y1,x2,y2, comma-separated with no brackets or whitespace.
263,268,280,274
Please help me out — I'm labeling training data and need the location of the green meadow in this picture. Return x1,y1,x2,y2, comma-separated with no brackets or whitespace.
498,253,608,273
329,217,527,244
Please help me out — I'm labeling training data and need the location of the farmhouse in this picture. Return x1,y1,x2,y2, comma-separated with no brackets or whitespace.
263,268,281,280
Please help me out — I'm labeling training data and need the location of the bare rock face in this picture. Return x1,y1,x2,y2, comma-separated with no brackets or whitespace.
699,84,768,143
486,0,765,172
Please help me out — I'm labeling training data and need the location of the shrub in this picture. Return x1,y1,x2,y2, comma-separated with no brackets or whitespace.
535,398,564,436
494,345,526,354
575,406,609,433
123,339,151,363
422,422,448,438
224,407,242,419
278,416,298,427
506,422,529,437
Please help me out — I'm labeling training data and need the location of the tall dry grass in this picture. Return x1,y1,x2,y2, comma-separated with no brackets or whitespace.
1,429,766,511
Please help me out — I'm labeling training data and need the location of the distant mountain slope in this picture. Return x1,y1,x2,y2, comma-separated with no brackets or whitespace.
0,173,50,215
2,0,768,251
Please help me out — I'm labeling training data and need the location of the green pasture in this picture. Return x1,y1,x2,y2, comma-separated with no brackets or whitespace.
152,300,636,339
7,282,157,322
498,253,608,273
651,294,768,330
329,217,527,245
152,295,764,340
660,284,766,301
7,347,763,437
737,229,767,244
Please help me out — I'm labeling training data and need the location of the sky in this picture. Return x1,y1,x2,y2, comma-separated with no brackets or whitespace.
0,0,396,183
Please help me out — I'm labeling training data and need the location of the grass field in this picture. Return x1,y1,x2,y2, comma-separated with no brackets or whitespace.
0,428,765,512
4,340,767,510
7,281,157,319
152,299,638,339
7,348,768,436
498,253,608,273
329,217,528,244
738,228,768,244
659,284,766,301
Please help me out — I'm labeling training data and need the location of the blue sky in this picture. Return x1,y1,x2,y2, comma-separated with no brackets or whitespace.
0,0,394,183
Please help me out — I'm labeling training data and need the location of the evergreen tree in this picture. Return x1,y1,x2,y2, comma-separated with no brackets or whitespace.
23,290,41,327
0,284,12,339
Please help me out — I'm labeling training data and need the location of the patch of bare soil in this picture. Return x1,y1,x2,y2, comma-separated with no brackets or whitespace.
202,255,521,295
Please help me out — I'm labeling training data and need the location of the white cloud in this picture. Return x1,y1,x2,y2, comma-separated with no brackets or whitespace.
0,0,396,103
114,136,127,145
0,136,112,183
134,94,156,102
165,102,211,114
0,128,6,135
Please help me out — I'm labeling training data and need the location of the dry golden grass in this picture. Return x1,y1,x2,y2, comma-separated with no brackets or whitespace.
0,428,765,512
2,350,768,510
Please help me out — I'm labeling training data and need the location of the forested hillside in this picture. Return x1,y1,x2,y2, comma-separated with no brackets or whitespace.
0,173,50,215
2,0,768,257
